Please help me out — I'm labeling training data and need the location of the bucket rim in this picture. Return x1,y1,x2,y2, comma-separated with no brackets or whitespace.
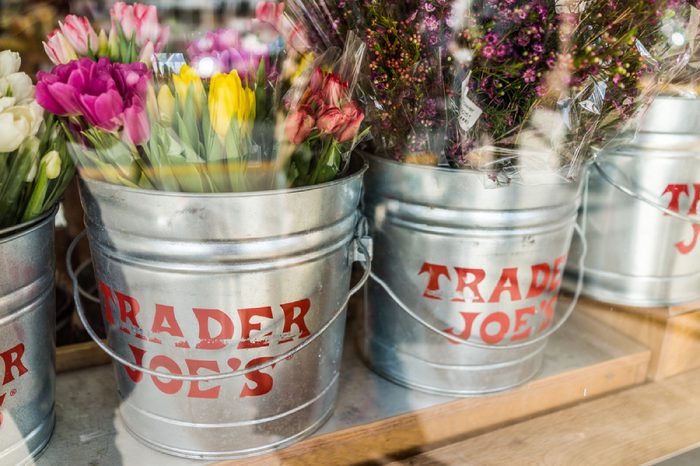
79,157,368,199
365,152,584,183
0,206,57,242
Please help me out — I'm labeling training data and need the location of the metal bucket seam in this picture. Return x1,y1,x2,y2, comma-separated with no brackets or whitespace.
119,371,339,428
0,284,53,325
574,265,700,281
88,232,356,273
367,335,547,370
360,349,543,397
83,212,358,261
375,199,579,229
384,214,577,237
120,401,336,460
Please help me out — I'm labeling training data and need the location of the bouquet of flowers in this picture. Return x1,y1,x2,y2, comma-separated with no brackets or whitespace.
289,0,699,179
37,2,367,193
0,50,73,230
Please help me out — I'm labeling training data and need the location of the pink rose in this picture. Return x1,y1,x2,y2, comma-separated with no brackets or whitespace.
60,15,98,56
43,29,78,65
322,74,349,107
317,106,346,135
335,101,364,143
285,106,315,144
309,68,325,93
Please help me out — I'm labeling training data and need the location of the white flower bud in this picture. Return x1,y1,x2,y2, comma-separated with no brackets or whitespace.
42,150,62,180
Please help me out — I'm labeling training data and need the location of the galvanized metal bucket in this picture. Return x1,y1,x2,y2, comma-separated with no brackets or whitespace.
67,160,370,460
0,210,56,465
360,156,584,396
565,96,700,307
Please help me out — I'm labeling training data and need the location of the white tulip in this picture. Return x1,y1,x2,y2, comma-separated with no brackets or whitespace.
0,105,40,153
0,50,21,78
0,96,15,112
4,72,34,104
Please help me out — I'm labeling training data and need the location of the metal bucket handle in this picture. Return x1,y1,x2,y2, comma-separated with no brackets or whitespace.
593,158,700,225
367,174,590,351
67,230,373,382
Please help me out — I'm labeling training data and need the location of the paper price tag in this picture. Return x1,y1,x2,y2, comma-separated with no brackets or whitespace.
459,75,482,132
458,94,483,132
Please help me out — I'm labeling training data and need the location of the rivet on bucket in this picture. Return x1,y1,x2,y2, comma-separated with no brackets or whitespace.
360,156,583,396
68,160,370,460
0,210,57,465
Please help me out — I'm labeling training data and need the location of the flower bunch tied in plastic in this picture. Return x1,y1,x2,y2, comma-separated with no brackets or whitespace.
37,3,367,193
446,0,699,177
286,0,453,163
0,50,73,230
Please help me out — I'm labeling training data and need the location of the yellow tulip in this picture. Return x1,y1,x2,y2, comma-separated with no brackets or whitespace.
157,85,175,125
173,64,204,115
208,70,256,140
293,53,315,79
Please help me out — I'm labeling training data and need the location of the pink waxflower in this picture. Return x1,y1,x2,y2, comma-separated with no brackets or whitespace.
43,29,78,65
255,2,285,28
111,2,169,52
285,106,315,144
60,15,99,56
336,101,364,143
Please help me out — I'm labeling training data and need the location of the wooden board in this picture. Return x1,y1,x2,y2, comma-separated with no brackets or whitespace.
56,340,111,373
577,295,700,319
219,312,650,466
392,368,700,466
579,297,700,380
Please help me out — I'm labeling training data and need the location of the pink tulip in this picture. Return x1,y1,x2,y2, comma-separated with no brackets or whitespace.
322,74,349,107
335,101,365,143
111,2,169,52
255,2,285,28
60,15,98,56
285,106,315,144
43,29,78,65
317,106,346,135
123,100,150,145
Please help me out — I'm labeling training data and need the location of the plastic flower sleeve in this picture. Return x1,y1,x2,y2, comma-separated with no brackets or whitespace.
37,1,369,193
289,0,699,185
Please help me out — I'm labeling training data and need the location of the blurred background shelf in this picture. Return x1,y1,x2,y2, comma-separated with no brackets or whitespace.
578,296,700,381
41,310,649,465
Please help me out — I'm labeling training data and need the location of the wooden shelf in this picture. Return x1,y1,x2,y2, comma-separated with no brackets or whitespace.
56,340,111,374
578,296,700,380
394,367,700,465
